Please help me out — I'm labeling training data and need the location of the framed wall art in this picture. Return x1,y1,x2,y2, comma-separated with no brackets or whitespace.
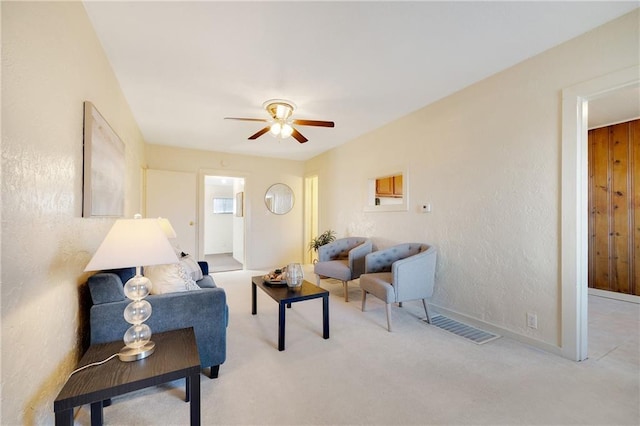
82,101,125,217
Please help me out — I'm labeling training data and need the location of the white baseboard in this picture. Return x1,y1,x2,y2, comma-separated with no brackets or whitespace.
588,288,640,304
430,304,562,357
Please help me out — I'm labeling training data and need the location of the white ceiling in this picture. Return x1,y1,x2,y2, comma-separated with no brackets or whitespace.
82,1,639,161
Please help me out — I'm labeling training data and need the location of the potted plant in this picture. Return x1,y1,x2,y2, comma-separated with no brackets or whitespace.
309,230,336,263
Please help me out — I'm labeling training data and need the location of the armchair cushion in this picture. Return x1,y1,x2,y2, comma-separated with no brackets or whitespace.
314,259,350,282
360,272,394,301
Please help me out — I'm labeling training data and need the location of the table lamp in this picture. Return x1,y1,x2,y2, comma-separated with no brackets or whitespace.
85,214,179,361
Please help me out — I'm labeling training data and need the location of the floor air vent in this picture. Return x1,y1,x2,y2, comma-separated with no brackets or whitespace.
426,315,500,345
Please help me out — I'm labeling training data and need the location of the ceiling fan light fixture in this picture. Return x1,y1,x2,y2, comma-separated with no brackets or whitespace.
263,99,295,120
270,122,282,136
269,121,293,139
275,104,289,120
227,99,333,144
280,123,293,138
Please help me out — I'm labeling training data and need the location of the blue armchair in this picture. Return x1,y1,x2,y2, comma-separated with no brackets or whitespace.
360,243,437,331
87,261,227,378
314,237,373,302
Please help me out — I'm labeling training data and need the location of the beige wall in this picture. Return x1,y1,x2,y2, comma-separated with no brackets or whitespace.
145,145,305,269
1,2,146,424
1,2,637,424
306,10,639,349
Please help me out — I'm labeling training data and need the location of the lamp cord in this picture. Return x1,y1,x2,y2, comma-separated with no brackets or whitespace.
67,353,120,380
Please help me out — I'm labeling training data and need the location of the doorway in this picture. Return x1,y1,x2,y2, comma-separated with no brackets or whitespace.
203,175,245,272
561,65,640,361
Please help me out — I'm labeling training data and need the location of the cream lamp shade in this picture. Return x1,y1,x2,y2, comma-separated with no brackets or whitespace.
84,218,178,272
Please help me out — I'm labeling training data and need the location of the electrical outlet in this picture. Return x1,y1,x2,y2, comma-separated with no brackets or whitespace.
527,312,538,329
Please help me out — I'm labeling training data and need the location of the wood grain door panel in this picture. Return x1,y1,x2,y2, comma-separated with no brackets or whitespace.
588,119,639,296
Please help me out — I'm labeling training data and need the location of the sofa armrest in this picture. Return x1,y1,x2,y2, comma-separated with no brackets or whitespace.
197,274,216,288
88,273,126,304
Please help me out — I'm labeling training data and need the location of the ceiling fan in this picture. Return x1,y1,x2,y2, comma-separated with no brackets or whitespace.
225,99,335,144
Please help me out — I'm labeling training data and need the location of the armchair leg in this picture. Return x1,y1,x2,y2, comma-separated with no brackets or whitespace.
422,299,432,324
316,275,321,286
385,303,392,332
361,290,367,311
342,281,349,302
208,365,220,379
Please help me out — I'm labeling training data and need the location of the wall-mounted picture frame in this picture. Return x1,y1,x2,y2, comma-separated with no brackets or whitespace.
82,101,125,217
235,191,244,217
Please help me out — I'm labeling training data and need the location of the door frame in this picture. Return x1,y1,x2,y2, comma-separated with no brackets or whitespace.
304,174,319,264
198,169,248,267
561,65,639,361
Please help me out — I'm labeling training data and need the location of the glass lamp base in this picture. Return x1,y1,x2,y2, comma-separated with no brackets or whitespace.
118,341,155,362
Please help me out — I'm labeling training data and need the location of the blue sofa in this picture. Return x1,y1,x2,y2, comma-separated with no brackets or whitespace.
87,261,227,378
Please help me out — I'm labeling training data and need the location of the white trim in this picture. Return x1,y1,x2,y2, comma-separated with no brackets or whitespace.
561,65,640,361
198,168,249,268
589,288,640,304
432,305,562,356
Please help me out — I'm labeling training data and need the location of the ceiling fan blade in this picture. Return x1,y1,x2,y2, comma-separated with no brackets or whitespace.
292,119,335,128
291,128,308,144
225,117,269,123
248,127,271,140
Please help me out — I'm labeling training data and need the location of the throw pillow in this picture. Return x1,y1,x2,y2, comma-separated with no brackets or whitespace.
145,263,200,295
180,254,204,281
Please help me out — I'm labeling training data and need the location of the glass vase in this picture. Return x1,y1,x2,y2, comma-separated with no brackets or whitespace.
286,263,303,288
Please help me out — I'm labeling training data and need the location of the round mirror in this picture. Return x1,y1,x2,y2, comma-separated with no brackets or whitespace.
265,183,294,215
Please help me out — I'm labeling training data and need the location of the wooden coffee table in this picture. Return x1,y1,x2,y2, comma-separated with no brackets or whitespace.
252,276,329,351
54,327,201,426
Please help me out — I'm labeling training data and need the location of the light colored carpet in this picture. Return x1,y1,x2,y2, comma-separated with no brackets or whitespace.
205,253,243,273
74,267,640,425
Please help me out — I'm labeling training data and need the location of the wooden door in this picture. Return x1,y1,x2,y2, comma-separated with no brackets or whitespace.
588,118,640,295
